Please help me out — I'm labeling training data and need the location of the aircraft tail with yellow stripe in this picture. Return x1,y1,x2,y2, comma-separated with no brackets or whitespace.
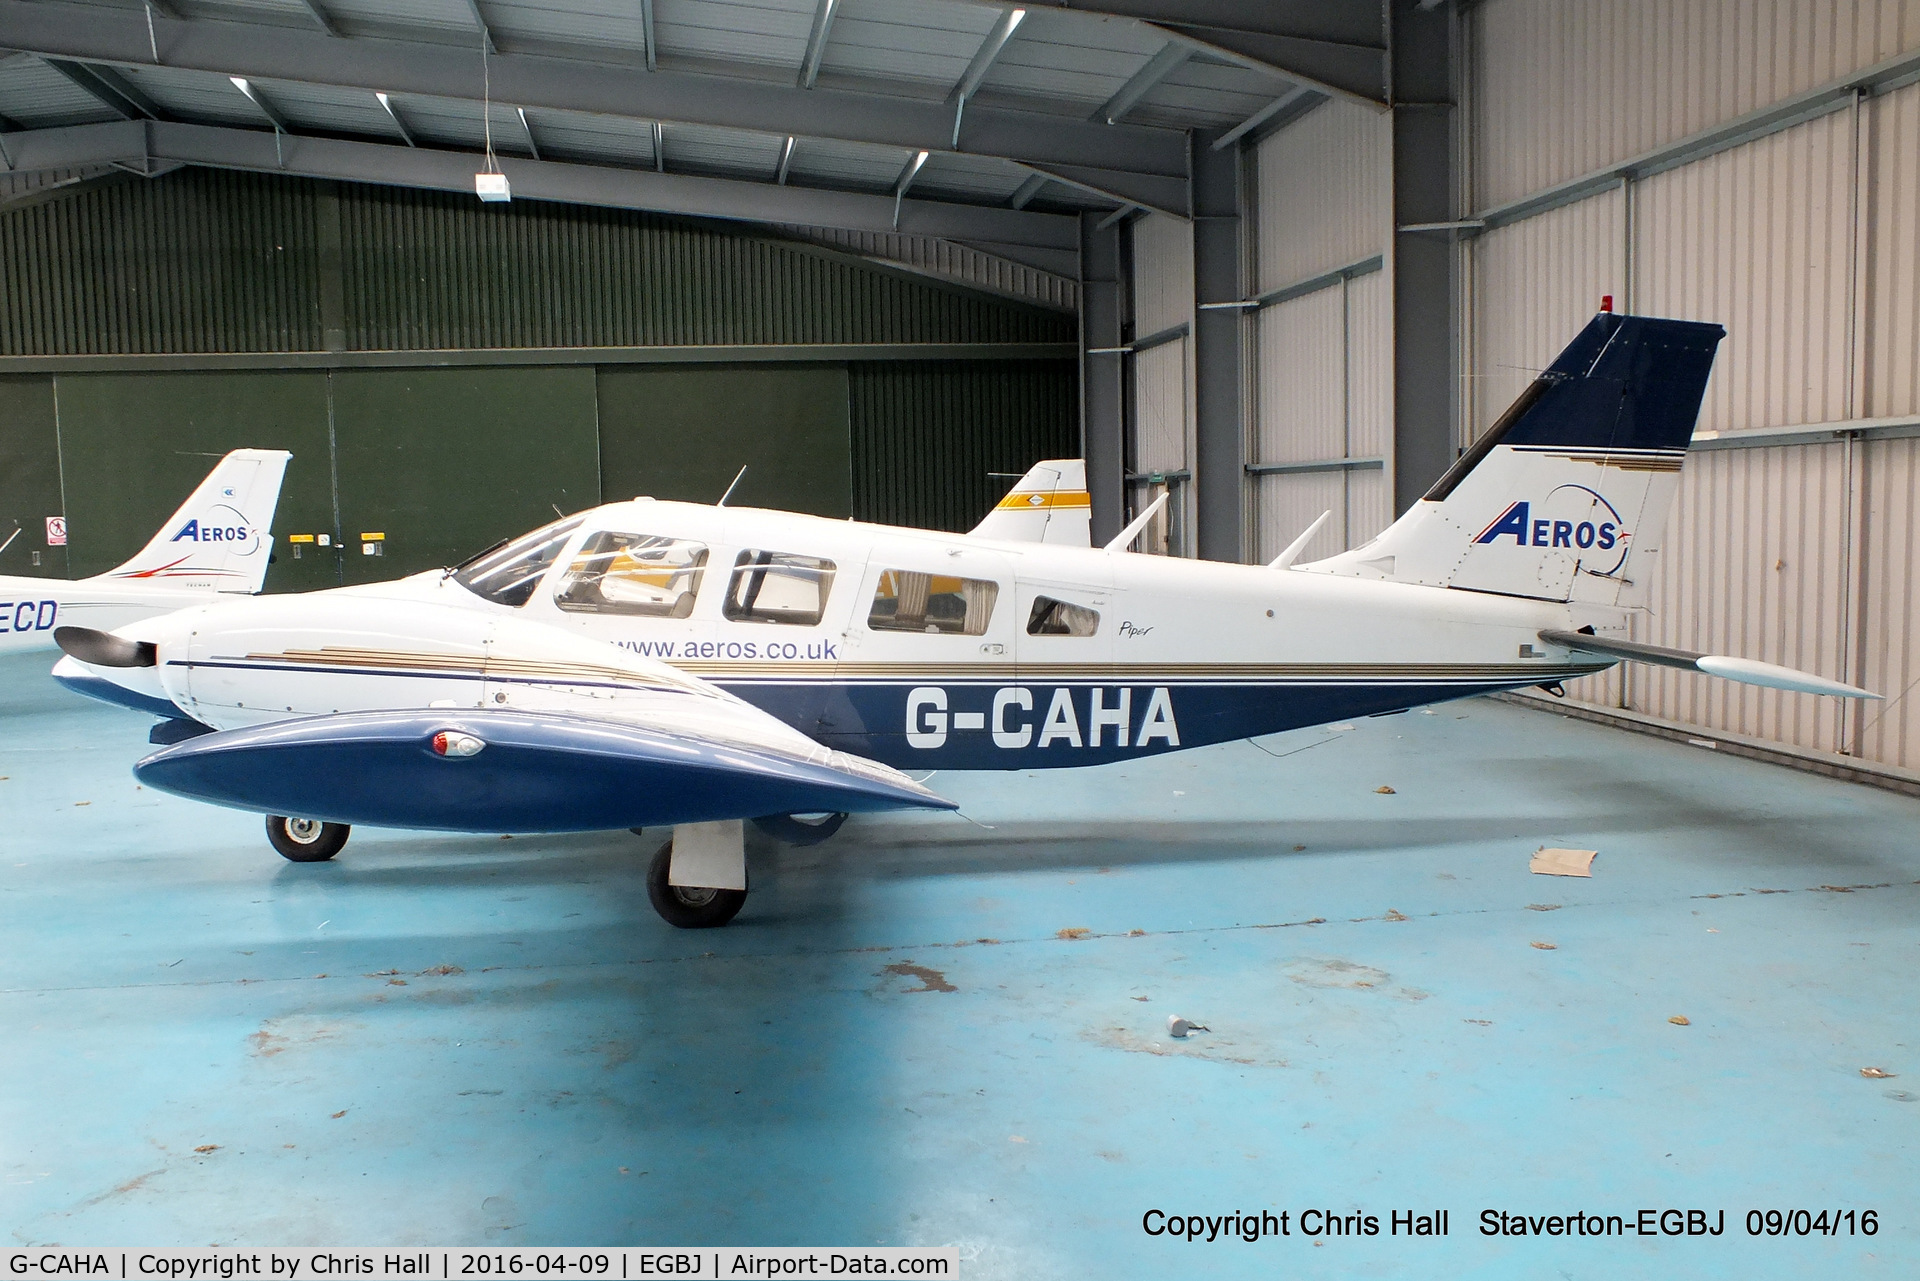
969,459,1091,546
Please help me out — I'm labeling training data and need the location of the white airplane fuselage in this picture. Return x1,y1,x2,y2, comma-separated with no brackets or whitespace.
179,498,1608,771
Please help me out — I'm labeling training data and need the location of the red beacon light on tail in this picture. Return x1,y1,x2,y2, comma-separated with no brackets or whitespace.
1600,294,1614,313
431,730,485,758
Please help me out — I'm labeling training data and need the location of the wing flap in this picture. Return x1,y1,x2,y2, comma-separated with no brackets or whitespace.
133,707,955,832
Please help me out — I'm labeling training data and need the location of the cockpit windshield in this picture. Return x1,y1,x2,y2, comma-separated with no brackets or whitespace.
452,516,585,607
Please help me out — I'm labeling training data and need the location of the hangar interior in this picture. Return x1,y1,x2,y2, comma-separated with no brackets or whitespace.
2,0,1919,1268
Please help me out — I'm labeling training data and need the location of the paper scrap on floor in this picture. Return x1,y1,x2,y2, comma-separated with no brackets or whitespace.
1531,847,1597,877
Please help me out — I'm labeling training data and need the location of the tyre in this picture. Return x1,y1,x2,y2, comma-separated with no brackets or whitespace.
646,838,747,929
266,815,350,862
750,811,848,847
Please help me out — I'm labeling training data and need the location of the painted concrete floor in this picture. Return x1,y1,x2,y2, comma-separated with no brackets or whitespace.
0,649,1915,1277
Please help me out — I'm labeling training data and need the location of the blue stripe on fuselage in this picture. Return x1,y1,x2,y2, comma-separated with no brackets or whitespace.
720,678,1556,770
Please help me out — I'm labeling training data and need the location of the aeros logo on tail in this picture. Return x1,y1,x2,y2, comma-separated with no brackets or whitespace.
1475,485,1631,575
170,503,261,554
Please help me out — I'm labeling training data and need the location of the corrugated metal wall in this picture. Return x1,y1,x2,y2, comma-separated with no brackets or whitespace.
1127,212,1195,554
0,168,1073,354
1470,0,1920,209
0,169,323,354
1247,99,1393,563
1467,1,1920,772
1255,100,1390,289
848,361,1080,533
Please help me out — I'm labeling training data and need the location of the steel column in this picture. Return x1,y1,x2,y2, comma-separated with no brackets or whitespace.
1388,0,1456,512
1079,213,1124,545
1191,127,1242,562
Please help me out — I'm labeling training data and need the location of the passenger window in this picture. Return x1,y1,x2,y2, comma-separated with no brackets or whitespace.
452,516,584,608
724,550,835,626
1027,595,1099,636
555,532,708,617
869,570,999,636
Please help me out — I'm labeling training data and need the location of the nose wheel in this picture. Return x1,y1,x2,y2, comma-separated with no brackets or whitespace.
645,838,747,929
266,815,350,862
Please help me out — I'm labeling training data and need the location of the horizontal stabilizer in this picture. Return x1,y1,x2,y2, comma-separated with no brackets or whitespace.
133,707,956,833
1539,630,1878,699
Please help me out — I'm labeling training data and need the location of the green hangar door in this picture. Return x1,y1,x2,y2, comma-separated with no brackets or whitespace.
330,367,600,584
596,365,852,517
49,372,339,593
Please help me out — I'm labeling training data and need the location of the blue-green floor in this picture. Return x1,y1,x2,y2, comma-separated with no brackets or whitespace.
0,650,1914,1276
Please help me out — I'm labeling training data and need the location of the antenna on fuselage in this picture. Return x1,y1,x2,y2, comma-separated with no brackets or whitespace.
1268,510,1332,570
1102,491,1170,553
0,525,19,558
717,466,748,507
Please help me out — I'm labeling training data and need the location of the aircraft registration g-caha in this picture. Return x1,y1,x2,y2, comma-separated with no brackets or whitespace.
0,448,290,655
50,311,1876,928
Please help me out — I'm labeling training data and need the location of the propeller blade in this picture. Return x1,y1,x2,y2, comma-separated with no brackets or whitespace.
54,626,157,669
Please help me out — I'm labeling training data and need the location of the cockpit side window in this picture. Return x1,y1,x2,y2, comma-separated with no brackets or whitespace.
555,532,708,617
452,516,585,608
1027,595,1099,636
723,550,835,626
868,570,999,635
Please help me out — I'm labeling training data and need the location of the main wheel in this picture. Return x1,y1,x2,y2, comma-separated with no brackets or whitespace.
266,815,350,863
646,839,747,929
751,811,848,847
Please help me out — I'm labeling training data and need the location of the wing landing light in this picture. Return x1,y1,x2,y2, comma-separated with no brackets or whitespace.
1538,630,1878,699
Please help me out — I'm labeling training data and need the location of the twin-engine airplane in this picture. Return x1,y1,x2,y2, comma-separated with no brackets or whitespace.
1,449,290,655
50,313,1877,928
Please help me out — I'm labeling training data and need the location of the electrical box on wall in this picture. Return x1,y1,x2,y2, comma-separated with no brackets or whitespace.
362,532,386,557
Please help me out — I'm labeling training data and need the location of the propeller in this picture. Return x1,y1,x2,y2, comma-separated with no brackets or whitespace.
54,626,157,669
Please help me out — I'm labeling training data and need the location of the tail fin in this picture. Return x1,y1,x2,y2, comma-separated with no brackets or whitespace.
96,449,292,593
969,459,1091,546
1306,312,1724,606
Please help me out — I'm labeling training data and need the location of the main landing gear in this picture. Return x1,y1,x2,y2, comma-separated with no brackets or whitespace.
640,812,851,929
266,815,350,862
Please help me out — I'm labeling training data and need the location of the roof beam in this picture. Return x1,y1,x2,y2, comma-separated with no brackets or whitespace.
1007,171,1047,209
43,57,163,120
294,0,338,37
950,7,1024,104
373,91,414,146
0,119,1081,251
516,106,539,160
230,76,292,132
461,0,496,55
797,0,838,89
1013,1,1388,105
1013,160,1187,217
639,0,655,72
775,134,795,184
1212,85,1322,149
1090,42,1188,123
0,2,1188,180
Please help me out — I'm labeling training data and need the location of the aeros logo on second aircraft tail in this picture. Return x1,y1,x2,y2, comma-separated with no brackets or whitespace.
1474,485,1631,575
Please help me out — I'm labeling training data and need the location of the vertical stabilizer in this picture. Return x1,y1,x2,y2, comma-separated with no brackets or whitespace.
96,449,292,593
969,459,1091,546
1304,312,1724,607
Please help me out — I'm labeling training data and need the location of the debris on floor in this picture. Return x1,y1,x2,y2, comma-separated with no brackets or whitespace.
1862,1067,1895,1079
1056,927,1090,940
1167,1016,1209,1039
1530,941,1557,950
1375,785,1396,794
1669,1016,1691,1026
1531,847,1597,877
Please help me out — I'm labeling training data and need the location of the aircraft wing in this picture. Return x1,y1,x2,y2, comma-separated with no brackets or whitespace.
132,704,951,833
1538,629,1878,699
55,595,954,832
